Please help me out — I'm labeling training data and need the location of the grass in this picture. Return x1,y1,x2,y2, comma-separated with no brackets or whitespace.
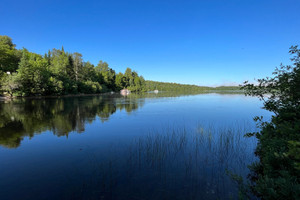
69,123,258,200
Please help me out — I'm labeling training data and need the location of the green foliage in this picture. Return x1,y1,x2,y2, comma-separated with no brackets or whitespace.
95,60,116,90
49,48,76,94
145,80,211,92
0,36,20,72
71,52,83,82
0,36,149,96
242,46,300,199
82,61,97,82
1,72,19,96
115,72,125,90
0,35,239,97
78,81,103,94
122,68,146,92
144,81,240,93
17,49,51,95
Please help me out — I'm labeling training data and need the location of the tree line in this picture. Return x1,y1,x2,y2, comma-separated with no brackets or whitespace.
0,36,147,96
145,80,240,92
0,35,240,97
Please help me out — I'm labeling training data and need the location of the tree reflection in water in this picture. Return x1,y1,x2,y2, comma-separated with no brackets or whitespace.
0,94,145,148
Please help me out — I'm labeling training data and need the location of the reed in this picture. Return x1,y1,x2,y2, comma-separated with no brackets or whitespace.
73,123,257,199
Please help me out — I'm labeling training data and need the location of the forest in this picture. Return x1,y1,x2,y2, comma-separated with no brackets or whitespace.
0,35,238,97
0,35,148,96
145,81,240,93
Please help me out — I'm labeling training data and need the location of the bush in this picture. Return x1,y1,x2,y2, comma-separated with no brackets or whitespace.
242,46,300,199
78,81,103,94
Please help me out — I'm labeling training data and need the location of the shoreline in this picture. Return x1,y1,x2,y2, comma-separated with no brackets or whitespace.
0,92,120,101
0,89,243,101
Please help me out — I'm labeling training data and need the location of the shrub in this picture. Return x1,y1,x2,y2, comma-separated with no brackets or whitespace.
242,46,300,199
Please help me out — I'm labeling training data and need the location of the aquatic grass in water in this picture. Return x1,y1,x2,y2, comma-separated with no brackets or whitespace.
72,124,257,200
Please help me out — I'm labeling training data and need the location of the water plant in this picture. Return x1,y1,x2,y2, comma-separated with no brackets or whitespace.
76,124,257,200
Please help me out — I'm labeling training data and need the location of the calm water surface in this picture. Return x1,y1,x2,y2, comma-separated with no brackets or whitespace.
0,93,271,200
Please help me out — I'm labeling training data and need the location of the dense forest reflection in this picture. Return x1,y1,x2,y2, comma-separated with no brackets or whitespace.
0,92,242,149
0,94,145,148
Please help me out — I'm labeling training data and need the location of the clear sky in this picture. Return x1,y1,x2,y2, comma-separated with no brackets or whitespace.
1,0,299,86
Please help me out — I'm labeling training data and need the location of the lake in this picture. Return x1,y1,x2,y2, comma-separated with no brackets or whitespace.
0,92,271,200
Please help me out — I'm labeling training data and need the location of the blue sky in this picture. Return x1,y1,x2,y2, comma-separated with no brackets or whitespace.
1,0,299,86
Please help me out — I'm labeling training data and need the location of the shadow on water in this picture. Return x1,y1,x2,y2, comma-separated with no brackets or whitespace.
68,124,258,200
